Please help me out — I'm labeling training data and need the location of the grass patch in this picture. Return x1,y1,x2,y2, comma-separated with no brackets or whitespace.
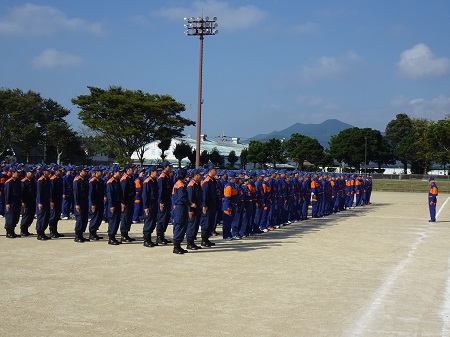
373,178,450,193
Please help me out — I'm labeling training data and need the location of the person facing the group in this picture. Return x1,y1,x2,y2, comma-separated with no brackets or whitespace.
428,177,438,222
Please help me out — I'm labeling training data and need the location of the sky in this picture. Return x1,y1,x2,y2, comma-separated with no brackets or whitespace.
1,0,450,141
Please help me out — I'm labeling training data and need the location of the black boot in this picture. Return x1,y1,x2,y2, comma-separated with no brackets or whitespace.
89,230,102,241
50,224,65,238
157,232,169,245
20,228,34,237
37,230,51,241
74,232,89,243
108,234,120,245
143,235,155,247
6,228,18,239
201,234,215,247
121,232,133,243
186,239,201,250
173,242,186,254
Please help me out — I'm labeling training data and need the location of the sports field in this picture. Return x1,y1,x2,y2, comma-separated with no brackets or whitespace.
1,191,449,337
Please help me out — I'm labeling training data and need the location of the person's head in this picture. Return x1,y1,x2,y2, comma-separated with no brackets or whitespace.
79,167,89,178
429,177,435,185
25,166,35,179
177,168,187,181
161,161,172,173
42,167,51,177
191,169,202,182
11,169,20,179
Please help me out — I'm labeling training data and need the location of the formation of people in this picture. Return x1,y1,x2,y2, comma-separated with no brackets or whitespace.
0,160,373,254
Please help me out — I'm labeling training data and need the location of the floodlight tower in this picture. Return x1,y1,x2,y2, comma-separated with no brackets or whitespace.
184,16,218,168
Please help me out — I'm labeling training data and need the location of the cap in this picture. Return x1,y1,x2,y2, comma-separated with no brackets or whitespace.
228,171,237,178
123,164,132,170
161,160,171,168
429,177,435,181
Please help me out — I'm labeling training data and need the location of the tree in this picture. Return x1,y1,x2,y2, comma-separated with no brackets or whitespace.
429,118,450,169
227,150,238,168
73,86,194,164
329,127,386,172
282,133,324,170
158,138,172,162
385,113,413,173
200,150,209,166
173,141,192,167
240,148,248,169
46,121,79,164
0,88,70,163
209,147,224,167
265,138,285,168
188,149,196,167
247,140,267,168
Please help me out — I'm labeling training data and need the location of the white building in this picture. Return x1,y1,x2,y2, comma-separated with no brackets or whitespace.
131,135,247,167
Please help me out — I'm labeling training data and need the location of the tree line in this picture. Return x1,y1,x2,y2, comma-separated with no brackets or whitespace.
1,86,448,173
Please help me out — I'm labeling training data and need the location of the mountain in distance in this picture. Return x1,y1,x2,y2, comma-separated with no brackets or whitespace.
249,119,354,148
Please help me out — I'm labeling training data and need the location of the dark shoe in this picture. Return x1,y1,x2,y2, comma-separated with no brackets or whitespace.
89,231,102,240
143,235,155,247
157,233,170,245
50,224,65,238
20,230,34,237
201,235,215,247
429,219,436,222
6,229,19,238
74,233,89,243
173,243,185,254
51,231,65,238
186,240,201,250
108,234,120,245
37,231,51,241
121,235,133,243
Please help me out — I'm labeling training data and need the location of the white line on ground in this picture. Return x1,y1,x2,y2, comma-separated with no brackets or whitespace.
347,197,450,336
346,231,428,336
437,197,450,219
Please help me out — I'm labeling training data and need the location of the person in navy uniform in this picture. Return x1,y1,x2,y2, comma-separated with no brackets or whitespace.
119,164,136,243
88,166,105,240
132,168,145,224
106,166,123,245
20,165,37,236
241,175,254,237
156,160,173,245
73,166,90,242
428,177,438,222
49,165,64,238
4,167,23,238
200,164,218,247
186,169,203,250
36,165,52,240
141,166,159,247
222,171,238,240
171,168,190,254
61,166,74,219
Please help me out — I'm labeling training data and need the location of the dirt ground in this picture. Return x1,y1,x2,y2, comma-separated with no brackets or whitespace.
1,191,450,337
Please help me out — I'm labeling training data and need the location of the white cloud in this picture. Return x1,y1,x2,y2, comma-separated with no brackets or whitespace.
291,22,319,35
300,52,362,82
153,0,267,31
32,49,83,69
391,94,450,120
397,43,450,79
0,3,103,36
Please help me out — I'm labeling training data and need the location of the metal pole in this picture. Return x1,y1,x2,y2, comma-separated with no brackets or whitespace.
364,136,367,175
196,35,204,168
